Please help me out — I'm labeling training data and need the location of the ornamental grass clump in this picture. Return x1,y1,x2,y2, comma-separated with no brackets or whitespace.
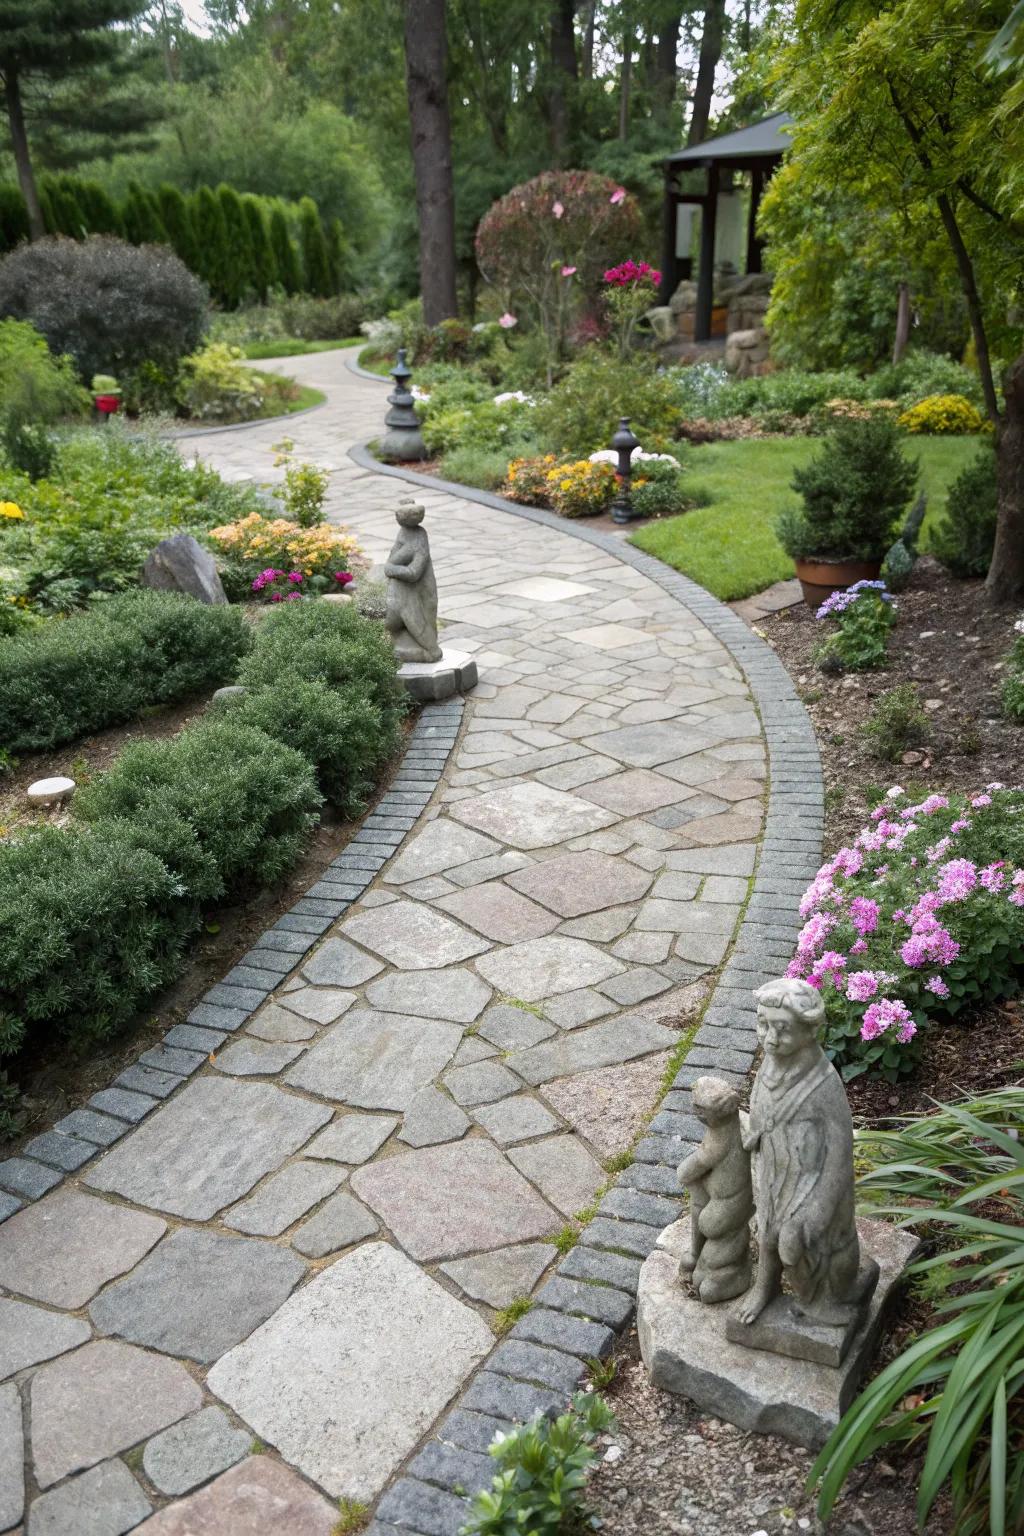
788,785,1024,1080
814,580,896,672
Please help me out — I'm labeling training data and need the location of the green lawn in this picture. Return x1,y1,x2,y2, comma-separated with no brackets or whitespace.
243,337,363,360
631,435,985,601
247,375,326,416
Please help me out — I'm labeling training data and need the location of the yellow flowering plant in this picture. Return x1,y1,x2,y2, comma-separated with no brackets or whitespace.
897,394,986,435
544,458,616,518
207,512,367,600
0,502,24,522
502,454,559,506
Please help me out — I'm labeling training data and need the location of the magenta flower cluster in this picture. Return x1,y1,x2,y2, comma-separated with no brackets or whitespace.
788,783,1024,1076
250,568,353,604
603,259,661,287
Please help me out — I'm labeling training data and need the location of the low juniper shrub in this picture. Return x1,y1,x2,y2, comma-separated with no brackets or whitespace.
788,785,1024,1079
861,682,929,762
814,580,896,672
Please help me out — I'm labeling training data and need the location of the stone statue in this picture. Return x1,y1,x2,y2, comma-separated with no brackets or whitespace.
384,499,441,664
732,977,879,1337
677,1076,753,1303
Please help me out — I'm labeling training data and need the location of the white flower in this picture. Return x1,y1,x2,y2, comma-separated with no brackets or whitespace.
588,448,680,466
1014,618,1024,634
410,385,431,402
493,391,535,406
886,786,905,798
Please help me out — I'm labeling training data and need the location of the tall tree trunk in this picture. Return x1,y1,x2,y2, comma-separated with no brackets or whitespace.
653,6,683,123
403,0,457,326
618,29,632,140
4,70,44,241
892,281,911,364
987,351,1024,603
687,0,725,146
580,0,597,80
547,0,577,165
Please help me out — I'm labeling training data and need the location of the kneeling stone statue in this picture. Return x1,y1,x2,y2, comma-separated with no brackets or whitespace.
384,499,441,664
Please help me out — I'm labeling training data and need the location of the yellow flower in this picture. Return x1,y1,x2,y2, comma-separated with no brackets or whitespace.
0,502,24,520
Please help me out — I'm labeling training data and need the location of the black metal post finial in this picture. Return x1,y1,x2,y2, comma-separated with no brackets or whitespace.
610,416,641,525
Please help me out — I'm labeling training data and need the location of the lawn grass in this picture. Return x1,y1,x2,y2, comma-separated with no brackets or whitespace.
631,434,985,602
243,337,363,360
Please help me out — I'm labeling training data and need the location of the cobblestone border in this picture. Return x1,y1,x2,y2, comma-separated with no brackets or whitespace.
345,348,393,384
350,443,823,1536
0,702,464,1219
166,394,328,441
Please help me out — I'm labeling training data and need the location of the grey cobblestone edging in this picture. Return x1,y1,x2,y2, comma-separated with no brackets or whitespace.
345,348,393,383
350,443,823,1536
0,702,465,1217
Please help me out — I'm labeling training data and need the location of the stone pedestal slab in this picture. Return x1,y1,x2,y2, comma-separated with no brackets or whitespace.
637,1217,919,1449
398,648,478,702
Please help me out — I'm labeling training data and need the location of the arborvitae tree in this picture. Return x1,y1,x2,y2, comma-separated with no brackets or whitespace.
77,180,121,236
0,185,29,252
191,185,231,305
268,205,301,296
120,182,166,245
299,196,332,297
157,184,199,272
40,177,85,237
216,183,253,308
242,196,276,302
326,217,351,292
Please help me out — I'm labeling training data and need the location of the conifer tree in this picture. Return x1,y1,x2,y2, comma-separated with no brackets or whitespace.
326,217,350,292
0,185,29,252
216,183,253,308
242,196,276,302
269,204,301,296
299,196,332,297
157,184,199,272
77,180,121,236
121,182,166,245
191,186,231,305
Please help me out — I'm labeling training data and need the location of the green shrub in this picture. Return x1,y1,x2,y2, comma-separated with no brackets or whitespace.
177,342,264,423
269,206,302,297
280,293,368,340
440,443,521,491
898,393,986,435
861,683,929,761
630,457,690,518
868,348,985,411
536,352,681,458
75,716,321,904
299,197,332,298
930,443,998,577
463,1392,617,1536
778,416,918,562
0,591,248,752
711,367,870,422
881,490,927,593
0,318,89,435
1002,627,1024,721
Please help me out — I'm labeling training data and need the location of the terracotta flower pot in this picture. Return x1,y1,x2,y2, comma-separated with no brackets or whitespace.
794,557,883,611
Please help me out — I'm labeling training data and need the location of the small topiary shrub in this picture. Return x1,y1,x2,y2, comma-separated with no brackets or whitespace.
0,591,249,752
0,235,208,383
777,416,918,563
897,393,986,435
930,443,998,578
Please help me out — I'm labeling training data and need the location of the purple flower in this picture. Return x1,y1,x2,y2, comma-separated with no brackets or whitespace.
849,896,880,935
935,858,977,903
847,970,880,1001
972,793,993,807
861,997,915,1043
981,862,1007,891
925,975,950,998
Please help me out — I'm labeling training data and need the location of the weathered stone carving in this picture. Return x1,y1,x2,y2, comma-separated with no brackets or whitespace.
677,1076,753,1304
384,500,441,665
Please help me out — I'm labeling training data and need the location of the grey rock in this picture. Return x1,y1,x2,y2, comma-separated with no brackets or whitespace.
443,1060,521,1107
600,968,673,1005
0,1382,22,1531
50,1109,127,1148
510,1014,678,1085
213,1038,304,1076
399,1087,471,1147
285,1011,461,1112
0,1297,90,1381
476,936,624,1002
225,1160,345,1235
207,1243,492,1500
440,1243,556,1308
476,1005,556,1052
21,1131,96,1172
301,937,383,987
542,989,617,1030
0,1157,62,1200
291,1191,378,1257
142,1407,250,1496
142,533,226,604
0,1189,166,1308
384,820,501,884
304,1114,397,1164
341,900,489,970
84,1078,330,1220
473,1095,560,1146
365,966,492,1023
245,1003,317,1043
28,1457,152,1535
90,1228,305,1362
453,1035,498,1065
279,986,356,1024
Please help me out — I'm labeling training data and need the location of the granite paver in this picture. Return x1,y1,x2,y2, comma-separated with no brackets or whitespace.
142,1408,250,1497
27,1457,152,1535
0,1190,166,1308
134,1457,338,1534
0,1297,90,1381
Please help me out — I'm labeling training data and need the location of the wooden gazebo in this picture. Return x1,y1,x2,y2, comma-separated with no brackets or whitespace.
659,112,793,341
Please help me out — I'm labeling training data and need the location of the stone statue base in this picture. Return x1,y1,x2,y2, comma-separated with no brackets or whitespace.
725,1257,880,1368
398,648,478,703
637,1217,919,1450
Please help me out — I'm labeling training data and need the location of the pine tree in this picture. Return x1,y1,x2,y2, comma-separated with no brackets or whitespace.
268,205,301,297
216,183,253,308
299,196,332,297
191,185,231,306
242,196,276,302
157,184,199,272
0,0,152,240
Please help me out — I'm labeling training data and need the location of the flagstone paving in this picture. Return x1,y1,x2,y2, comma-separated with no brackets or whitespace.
0,349,824,1534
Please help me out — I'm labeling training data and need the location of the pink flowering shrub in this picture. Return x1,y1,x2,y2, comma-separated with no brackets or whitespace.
602,260,662,361
250,568,353,604
789,785,1024,1079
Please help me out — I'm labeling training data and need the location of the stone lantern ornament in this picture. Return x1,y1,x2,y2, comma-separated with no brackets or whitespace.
379,348,427,462
609,417,640,525
638,975,919,1448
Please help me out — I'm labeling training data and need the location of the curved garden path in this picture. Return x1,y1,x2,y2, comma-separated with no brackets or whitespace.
0,349,821,1536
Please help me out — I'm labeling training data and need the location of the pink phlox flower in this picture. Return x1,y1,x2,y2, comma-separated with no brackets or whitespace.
874,865,889,878
284,592,301,601
870,806,886,822
849,896,880,936
980,862,1007,891
552,200,565,219
910,891,943,921
805,974,823,990
785,958,805,979
850,938,868,954
799,869,835,917
972,793,993,807
610,187,626,204
561,265,577,277
926,837,952,864
861,997,914,1043
811,950,847,988
892,909,908,923
935,858,978,903
925,975,951,998
287,570,303,584
903,794,949,820
832,847,863,877
498,313,517,329
987,782,1006,792
795,911,836,960
846,970,880,1002
949,819,971,834
1010,873,1024,907
900,915,959,968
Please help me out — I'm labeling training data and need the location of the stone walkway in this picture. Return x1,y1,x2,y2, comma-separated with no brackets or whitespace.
0,350,822,1535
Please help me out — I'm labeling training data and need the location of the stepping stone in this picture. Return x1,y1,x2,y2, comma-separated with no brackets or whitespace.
476,936,623,1002
476,1005,556,1052
304,1115,397,1165
601,968,673,1005
509,1135,606,1218
496,576,594,602
434,883,560,943
585,721,709,769
384,820,501,883
0,1382,22,1532
453,1036,498,1065
133,1456,337,1534
507,851,652,918
225,1160,345,1236
351,1142,557,1261
443,1061,521,1107
285,1011,461,1112
450,783,615,850
341,901,489,969
559,904,637,942
291,1192,378,1258
509,1014,679,1085
301,938,382,988
365,965,492,1023
213,1038,304,1076
0,1297,89,1381
207,1245,492,1502
441,1243,557,1308
473,1095,561,1147
279,987,356,1024
0,1189,165,1309
84,1079,330,1221
543,1053,671,1159
245,1004,318,1043
90,1229,305,1363
399,1087,471,1147
31,1340,202,1488
612,931,674,964
28,1457,151,1535
542,989,617,1030
142,1408,250,1496
566,622,651,650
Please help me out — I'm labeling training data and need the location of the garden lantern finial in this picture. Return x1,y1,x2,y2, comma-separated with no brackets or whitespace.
380,347,427,462
610,416,640,525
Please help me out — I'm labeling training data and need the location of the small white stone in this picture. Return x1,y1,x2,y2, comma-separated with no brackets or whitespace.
604,1445,623,1462
26,776,75,805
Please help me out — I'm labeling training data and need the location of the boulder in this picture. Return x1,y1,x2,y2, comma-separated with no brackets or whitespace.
668,280,698,315
645,306,678,344
142,535,227,605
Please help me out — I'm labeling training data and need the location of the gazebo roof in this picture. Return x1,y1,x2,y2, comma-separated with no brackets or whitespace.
665,111,793,167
